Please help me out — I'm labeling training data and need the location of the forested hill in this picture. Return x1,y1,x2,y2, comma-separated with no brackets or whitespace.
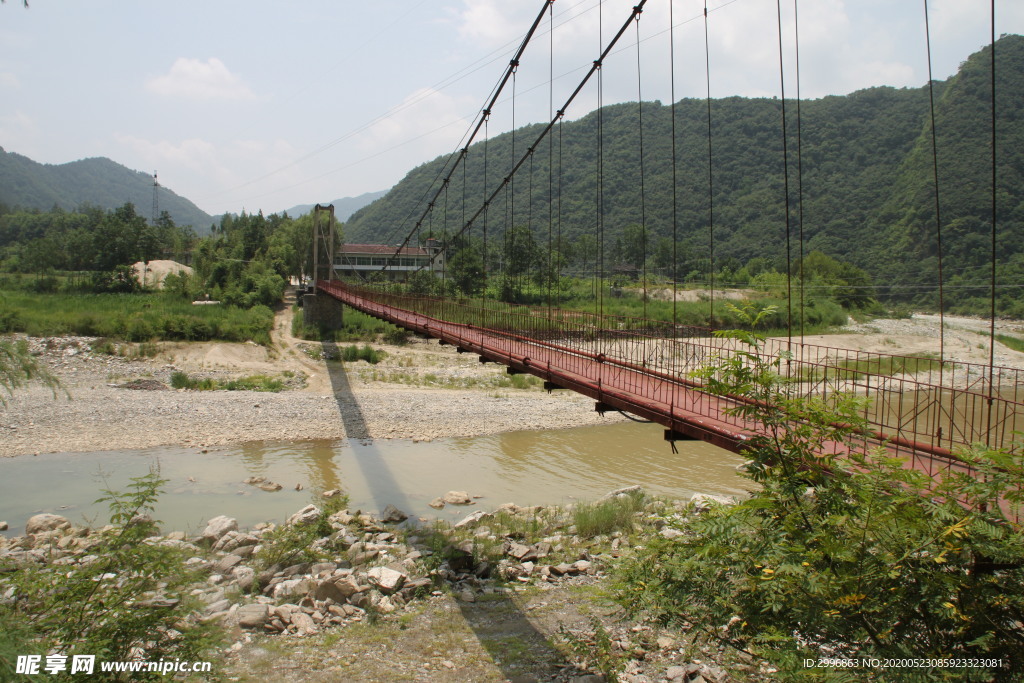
345,35,1024,313
0,148,213,230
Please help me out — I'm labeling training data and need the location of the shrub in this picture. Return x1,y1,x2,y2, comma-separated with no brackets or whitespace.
221,375,285,392
382,326,411,346
340,344,383,364
169,371,215,391
0,470,220,679
252,494,349,573
615,304,1024,679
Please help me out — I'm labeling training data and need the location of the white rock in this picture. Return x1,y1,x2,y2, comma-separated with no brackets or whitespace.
598,485,643,501
454,510,489,528
200,516,238,545
366,566,407,594
25,513,70,535
689,493,735,512
286,505,321,526
442,491,472,505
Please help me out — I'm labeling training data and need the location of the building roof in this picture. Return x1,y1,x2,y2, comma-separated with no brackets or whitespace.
339,244,430,256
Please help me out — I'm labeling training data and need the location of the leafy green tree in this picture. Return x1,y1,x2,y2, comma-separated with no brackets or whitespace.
447,242,486,297
620,223,647,274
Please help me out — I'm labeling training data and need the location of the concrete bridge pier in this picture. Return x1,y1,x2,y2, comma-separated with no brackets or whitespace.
303,291,345,331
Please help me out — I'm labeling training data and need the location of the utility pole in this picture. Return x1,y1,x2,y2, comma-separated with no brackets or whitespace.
151,171,159,225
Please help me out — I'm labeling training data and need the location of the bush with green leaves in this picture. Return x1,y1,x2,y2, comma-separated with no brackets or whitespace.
251,493,350,575
0,470,220,681
616,305,1024,680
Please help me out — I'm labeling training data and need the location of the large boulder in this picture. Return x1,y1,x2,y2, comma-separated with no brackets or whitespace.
381,504,408,523
200,516,238,546
237,603,270,629
286,505,321,526
442,491,473,505
25,514,70,535
367,566,407,594
313,576,367,603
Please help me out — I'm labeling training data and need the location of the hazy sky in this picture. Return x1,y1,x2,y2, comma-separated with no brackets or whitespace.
2,0,1021,217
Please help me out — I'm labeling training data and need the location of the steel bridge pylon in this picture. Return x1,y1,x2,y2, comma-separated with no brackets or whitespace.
303,203,345,330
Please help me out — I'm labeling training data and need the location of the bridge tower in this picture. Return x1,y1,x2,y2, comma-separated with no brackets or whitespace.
303,203,344,330
311,203,336,284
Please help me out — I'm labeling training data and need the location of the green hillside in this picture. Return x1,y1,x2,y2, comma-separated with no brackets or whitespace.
0,148,214,231
345,35,1023,314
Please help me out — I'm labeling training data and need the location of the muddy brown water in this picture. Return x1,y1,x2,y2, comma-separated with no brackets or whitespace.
0,422,750,537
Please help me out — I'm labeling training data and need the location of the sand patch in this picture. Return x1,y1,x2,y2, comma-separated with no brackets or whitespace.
132,259,192,289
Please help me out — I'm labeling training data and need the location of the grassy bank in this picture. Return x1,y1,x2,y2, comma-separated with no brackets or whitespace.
0,290,274,345
291,305,410,344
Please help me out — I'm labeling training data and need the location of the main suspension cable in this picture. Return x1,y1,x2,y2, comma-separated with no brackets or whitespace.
635,9,649,320
924,0,946,362
418,1,649,276
775,0,794,345
378,0,554,278
794,0,806,344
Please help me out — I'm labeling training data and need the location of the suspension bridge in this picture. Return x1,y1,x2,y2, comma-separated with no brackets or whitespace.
307,0,1022,484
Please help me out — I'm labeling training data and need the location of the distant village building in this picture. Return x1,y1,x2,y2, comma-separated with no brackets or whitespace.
333,239,444,281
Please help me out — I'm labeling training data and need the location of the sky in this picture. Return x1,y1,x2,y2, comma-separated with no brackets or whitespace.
2,0,1022,218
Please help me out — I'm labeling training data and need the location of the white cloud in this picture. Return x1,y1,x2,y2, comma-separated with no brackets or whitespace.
0,110,36,147
454,0,534,47
145,57,255,101
0,72,20,88
115,133,304,213
359,87,473,159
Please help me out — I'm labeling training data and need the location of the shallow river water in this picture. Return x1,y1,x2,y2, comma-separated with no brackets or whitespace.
0,421,750,537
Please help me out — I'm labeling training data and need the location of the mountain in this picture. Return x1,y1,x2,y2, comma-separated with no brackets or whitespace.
0,148,214,230
344,35,1024,313
283,191,388,221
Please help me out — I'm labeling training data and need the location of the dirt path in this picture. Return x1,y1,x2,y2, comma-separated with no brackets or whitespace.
270,288,334,395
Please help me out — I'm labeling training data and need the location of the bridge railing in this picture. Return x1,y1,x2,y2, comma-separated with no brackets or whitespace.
320,282,1023,463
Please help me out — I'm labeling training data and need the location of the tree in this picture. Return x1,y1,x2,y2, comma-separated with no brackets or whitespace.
620,223,647,274
447,242,486,297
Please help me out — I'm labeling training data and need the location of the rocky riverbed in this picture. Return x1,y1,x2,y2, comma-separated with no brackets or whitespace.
0,487,761,683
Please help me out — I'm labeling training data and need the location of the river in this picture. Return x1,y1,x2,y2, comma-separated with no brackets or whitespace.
0,421,750,537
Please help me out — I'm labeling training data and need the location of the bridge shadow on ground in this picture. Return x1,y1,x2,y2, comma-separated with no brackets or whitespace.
323,340,592,680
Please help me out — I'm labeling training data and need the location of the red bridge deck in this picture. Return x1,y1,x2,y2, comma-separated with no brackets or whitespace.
318,282,1023,487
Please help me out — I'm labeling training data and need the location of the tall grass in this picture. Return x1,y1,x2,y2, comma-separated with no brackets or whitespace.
572,490,645,537
0,290,273,344
995,333,1024,354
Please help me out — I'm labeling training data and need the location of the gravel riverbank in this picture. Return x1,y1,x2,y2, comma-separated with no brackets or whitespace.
0,334,622,458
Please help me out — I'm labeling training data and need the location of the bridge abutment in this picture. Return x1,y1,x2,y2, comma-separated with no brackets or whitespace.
302,292,345,331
